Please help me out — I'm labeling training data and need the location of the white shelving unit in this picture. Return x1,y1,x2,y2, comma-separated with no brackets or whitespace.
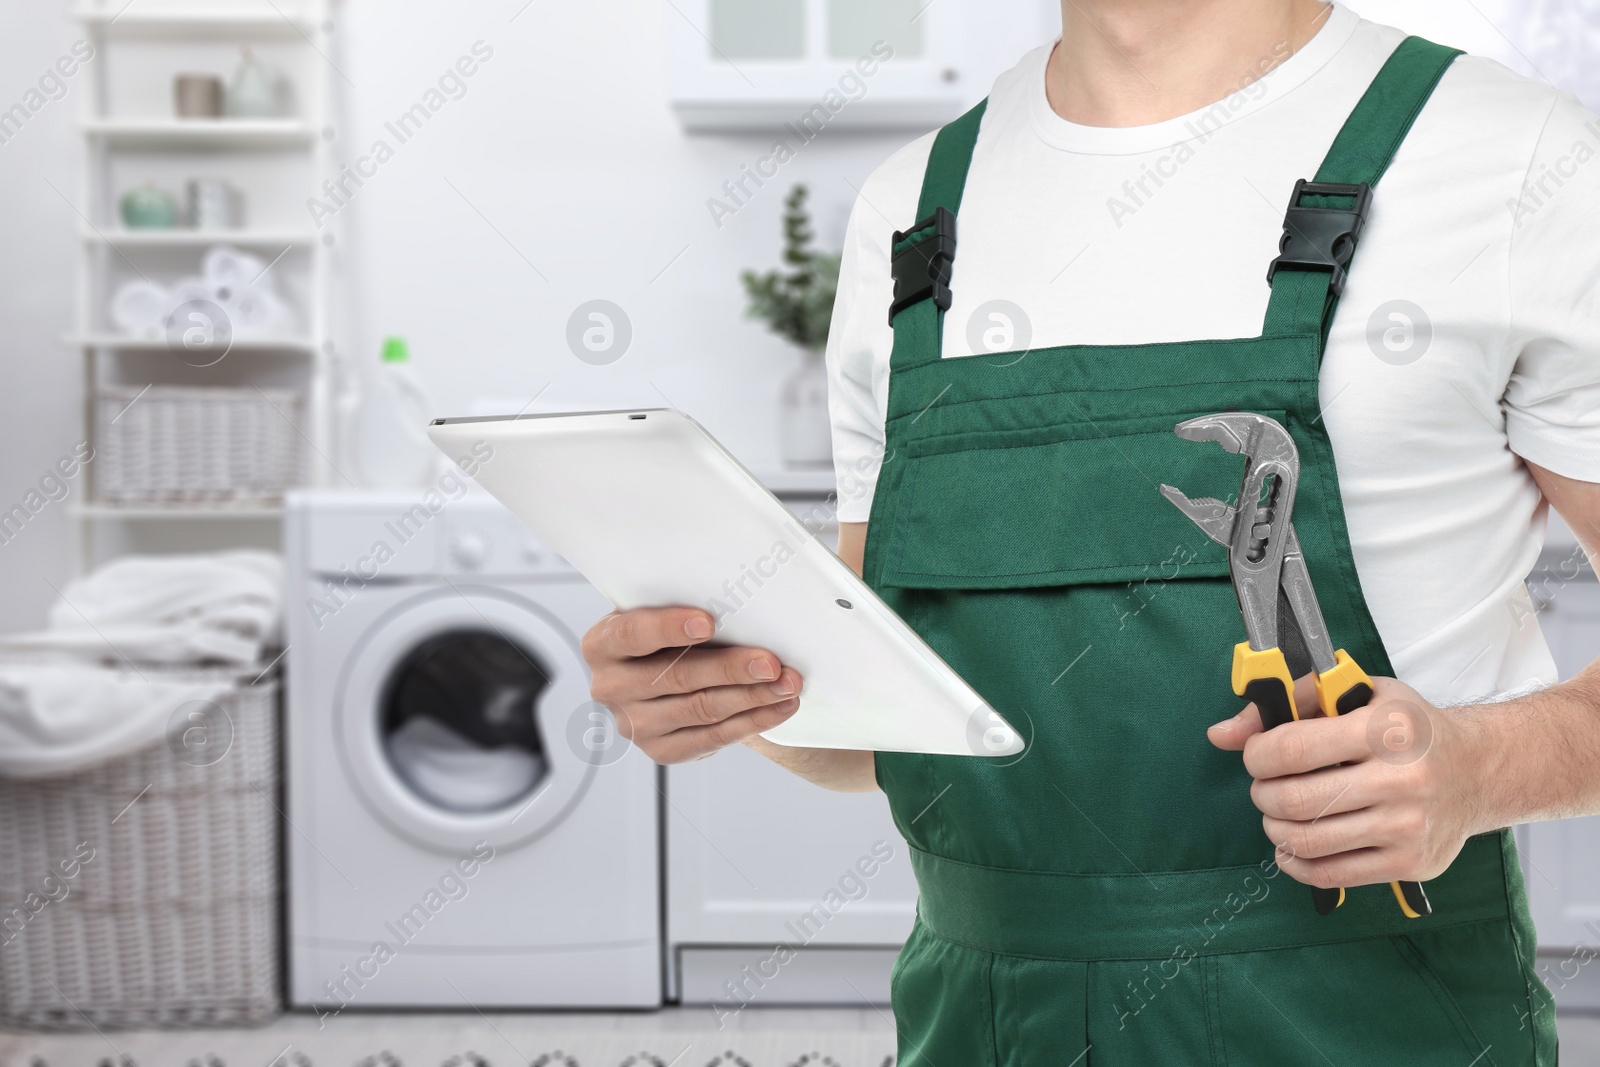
71,3,318,36
69,0,337,568
81,226,320,246
65,332,319,352
82,116,317,147
72,502,286,520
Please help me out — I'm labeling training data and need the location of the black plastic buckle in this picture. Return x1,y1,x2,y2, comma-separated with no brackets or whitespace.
888,206,956,325
1265,179,1371,297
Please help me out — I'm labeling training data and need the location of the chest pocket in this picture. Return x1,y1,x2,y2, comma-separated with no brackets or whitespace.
877,410,1289,591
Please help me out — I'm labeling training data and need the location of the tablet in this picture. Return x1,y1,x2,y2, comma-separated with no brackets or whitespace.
426,408,1023,757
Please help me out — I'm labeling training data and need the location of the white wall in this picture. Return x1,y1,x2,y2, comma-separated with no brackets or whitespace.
1344,0,1594,104
0,13,91,635
326,0,1056,462
0,0,1577,634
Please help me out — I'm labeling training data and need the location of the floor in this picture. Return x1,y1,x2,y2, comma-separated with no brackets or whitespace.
2,1008,1599,1067
0,1007,897,1067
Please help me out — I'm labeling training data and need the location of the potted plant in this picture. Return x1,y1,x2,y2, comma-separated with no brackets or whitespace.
741,184,841,468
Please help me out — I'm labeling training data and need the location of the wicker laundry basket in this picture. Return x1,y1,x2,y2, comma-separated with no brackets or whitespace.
0,666,282,1030
94,385,306,506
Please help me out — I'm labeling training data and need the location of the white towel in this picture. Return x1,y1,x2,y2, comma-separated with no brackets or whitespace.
0,664,239,779
0,550,282,666
0,550,283,777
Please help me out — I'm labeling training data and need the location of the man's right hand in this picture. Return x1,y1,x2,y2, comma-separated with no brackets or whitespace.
580,606,803,764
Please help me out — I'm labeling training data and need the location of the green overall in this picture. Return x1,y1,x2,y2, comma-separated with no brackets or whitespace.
866,38,1558,1066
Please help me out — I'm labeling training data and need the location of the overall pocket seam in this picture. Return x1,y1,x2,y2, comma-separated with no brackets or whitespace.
1395,934,1499,1067
899,594,953,857
905,420,1212,459
984,948,1000,1067
912,912,1518,966
884,375,1314,427
881,557,1229,584
902,405,1292,459
1202,955,1229,1067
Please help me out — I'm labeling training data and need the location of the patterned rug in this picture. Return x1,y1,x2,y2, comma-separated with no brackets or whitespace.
0,1011,899,1067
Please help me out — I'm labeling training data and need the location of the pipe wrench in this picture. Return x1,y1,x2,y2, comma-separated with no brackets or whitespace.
1160,411,1430,919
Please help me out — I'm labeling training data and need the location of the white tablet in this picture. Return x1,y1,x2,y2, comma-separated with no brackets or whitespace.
426,408,1023,757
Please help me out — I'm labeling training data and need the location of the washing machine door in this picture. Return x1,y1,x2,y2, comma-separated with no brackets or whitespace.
335,585,599,853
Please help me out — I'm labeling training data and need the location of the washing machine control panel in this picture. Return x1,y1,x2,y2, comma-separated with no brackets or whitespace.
296,492,576,578
442,505,573,576
447,530,490,571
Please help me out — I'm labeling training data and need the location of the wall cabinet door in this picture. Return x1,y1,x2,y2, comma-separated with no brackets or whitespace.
670,0,967,129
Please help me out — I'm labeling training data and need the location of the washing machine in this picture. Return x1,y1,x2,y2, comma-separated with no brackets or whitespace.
284,489,660,1009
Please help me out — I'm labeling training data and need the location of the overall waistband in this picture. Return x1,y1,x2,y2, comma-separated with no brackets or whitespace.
910,832,1513,961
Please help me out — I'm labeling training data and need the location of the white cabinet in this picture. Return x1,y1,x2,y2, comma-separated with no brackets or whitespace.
665,742,918,1005
670,0,969,130
664,491,918,1006
1521,524,1600,1008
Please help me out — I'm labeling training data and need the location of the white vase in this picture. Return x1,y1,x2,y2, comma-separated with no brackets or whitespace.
226,48,283,118
779,346,833,468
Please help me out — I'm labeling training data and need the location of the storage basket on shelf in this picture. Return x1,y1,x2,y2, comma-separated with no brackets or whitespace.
93,385,306,506
0,666,282,1030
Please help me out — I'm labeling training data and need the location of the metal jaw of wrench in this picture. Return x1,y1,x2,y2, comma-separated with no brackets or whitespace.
1160,411,1431,920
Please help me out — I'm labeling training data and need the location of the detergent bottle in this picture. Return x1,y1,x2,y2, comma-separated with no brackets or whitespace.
352,336,439,489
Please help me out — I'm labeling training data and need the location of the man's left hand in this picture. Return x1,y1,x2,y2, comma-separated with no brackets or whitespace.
1207,674,1482,890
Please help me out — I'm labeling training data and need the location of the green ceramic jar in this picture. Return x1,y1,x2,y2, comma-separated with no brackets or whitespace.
120,183,179,229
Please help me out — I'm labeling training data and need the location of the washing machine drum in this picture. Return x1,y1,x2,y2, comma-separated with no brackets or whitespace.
336,587,597,852
382,630,552,814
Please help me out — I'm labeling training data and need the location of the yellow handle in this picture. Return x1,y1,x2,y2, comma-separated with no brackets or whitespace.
1390,882,1425,919
1231,643,1300,729
1233,643,1343,913
1313,649,1373,719
1313,649,1431,920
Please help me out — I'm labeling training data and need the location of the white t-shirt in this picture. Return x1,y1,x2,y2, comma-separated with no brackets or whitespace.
826,3,1600,707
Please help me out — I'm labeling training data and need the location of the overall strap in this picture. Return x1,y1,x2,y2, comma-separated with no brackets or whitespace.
886,99,987,375
1261,37,1461,339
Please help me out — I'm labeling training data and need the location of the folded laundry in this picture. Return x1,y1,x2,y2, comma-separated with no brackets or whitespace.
0,664,240,779
0,550,281,666
0,550,282,778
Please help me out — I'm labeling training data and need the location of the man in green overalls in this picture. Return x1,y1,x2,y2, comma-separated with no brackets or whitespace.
584,1,1600,1062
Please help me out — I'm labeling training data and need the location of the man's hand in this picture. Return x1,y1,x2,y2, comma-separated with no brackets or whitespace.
1207,674,1481,890
1204,465,1600,890
581,606,803,764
